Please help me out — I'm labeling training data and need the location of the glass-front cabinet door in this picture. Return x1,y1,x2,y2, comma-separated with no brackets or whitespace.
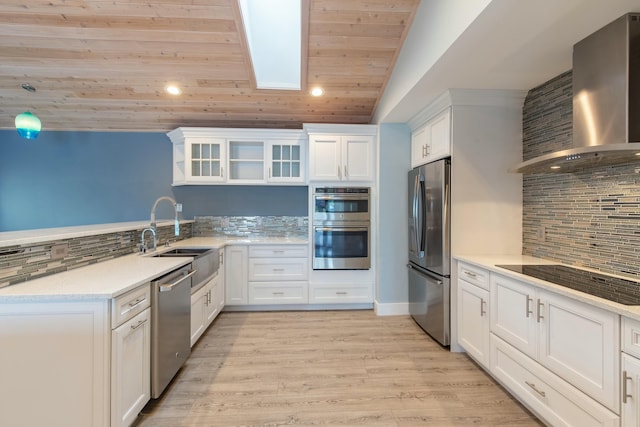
188,138,225,182
268,141,305,183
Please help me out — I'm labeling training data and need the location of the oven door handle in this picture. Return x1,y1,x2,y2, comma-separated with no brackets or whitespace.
314,195,368,201
316,227,369,232
159,269,197,292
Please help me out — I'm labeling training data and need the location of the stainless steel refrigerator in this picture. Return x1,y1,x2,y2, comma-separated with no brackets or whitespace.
408,158,451,346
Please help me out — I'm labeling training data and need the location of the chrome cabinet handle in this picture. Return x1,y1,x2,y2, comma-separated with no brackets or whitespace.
221,166,224,178
525,381,546,398
272,292,284,296
526,295,533,318
338,166,341,178
422,144,427,158
208,290,212,304
121,297,146,316
336,291,348,295
537,299,544,323
130,318,147,330
464,271,477,278
272,268,285,272
480,298,486,317
623,370,633,404
344,165,348,178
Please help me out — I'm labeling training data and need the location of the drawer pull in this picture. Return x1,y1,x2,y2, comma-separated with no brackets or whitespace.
526,295,533,318
623,370,633,404
272,292,285,296
272,250,285,254
272,268,285,272
536,299,544,323
480,298,486,317
130,319,147,330
121,297,146,315
336,291,348,295
525,381,546,398
464,271,477,278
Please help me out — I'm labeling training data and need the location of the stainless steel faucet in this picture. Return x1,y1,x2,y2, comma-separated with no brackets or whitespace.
140,227,157,253
150,196,180,247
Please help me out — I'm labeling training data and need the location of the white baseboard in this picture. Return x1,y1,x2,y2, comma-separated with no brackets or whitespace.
374,301,409,316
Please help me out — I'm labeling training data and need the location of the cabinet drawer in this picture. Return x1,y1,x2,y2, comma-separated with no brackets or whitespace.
309,283,373,304
249,245,308,258
623,317,640,359
248,282,308,305
112,283,151,328
248,258,308,281
458,262,489,290
490,334,619,427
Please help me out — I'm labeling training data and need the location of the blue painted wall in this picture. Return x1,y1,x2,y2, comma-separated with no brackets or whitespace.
0,130,307,231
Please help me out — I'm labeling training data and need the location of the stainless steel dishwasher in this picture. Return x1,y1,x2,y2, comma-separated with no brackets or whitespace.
150,264,194,398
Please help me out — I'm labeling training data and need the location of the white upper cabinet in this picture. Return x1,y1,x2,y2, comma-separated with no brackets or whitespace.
411,107,451,168
167,128,306,185
305,124,377,182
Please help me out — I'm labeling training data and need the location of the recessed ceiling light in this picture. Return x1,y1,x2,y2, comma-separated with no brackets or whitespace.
310,87,324,97
165,85,182,95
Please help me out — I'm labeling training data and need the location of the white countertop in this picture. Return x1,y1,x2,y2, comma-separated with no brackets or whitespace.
455,254,640,320
0,236,308,302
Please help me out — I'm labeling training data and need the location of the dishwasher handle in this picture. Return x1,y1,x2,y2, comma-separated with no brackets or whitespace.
159,269,197,292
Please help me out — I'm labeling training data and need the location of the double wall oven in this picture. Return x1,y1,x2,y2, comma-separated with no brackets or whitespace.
312,187,370,270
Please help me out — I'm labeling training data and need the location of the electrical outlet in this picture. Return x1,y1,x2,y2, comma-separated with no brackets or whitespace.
297,217,304,227
256,217,262,226
221,217,230,227
51,243,69,260
176,203,183,212
537,226,546,242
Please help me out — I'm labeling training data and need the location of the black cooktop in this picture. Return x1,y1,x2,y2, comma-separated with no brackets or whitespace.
496,264,640,305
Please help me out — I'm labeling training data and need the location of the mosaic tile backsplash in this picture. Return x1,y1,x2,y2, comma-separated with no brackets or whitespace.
193,216,308,239
522,71,640,278
0,223,192,289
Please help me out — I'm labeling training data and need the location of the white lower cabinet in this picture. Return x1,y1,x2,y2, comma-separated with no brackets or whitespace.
225,245,248,305
248,245,308,305
491,334,619,426
458,275,490,367
0,300,110,427
190,274,221,346
111,308,151,427
0,283,153,427
621,317,640,426
490,273,619,412
308,283,373,304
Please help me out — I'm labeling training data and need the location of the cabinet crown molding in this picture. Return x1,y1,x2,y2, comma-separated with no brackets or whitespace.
167,127,305,143
408,89,527,131
303,123,377,136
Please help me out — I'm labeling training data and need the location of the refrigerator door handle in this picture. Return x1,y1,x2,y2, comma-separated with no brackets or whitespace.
411,175,421,258
413,174,425,258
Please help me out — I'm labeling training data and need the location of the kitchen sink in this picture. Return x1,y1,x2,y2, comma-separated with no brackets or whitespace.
152,247,212,257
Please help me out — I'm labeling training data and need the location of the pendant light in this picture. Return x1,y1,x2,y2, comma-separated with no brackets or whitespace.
15,112,41,139
15,83,41,140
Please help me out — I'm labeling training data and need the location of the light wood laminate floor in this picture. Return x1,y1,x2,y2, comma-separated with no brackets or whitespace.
135,310,542,426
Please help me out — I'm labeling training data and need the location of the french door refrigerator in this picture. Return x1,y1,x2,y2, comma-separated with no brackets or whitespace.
408,158,451,346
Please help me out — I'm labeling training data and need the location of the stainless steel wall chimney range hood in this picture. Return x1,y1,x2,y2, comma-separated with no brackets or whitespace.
512,13,640,174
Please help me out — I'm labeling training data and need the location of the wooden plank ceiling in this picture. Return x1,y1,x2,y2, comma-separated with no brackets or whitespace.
0,0,419,132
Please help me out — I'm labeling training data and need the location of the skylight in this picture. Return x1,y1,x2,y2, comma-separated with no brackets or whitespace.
238,0,301,90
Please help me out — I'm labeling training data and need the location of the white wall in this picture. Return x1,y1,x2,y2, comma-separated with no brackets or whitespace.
375,123,411,315
373,0,491,124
